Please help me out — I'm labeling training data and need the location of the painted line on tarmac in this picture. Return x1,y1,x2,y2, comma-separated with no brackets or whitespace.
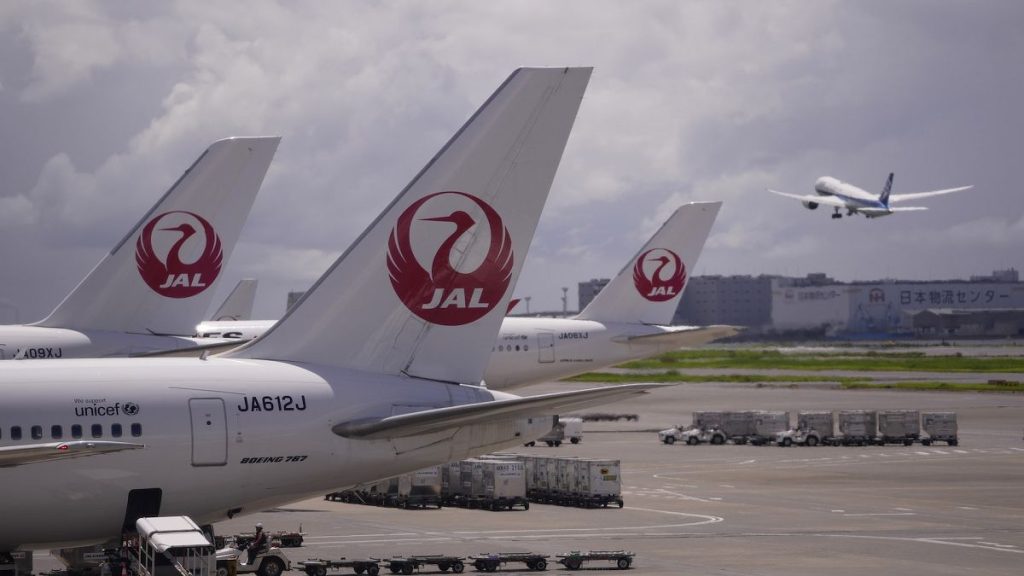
822,534,1024,554
304,532,419,539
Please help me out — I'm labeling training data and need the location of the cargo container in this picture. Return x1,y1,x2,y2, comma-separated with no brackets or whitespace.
444,459,528,510
878,410,921,445
393,466,443,508
692,411,725,429
569,459,623,508
837,410,878,445
749,411,790,445
921,412,958,446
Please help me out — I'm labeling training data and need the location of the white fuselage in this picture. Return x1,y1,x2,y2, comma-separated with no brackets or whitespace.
196,317,694,391
0,357,543,550
813,176,890,216
0,325,224,360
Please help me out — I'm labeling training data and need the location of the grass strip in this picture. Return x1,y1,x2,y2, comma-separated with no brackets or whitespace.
620,349,1024,372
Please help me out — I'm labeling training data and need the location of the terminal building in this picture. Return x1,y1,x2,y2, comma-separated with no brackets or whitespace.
639,269,1024,338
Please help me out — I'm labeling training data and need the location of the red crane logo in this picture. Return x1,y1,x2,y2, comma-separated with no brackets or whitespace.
135,211,223,298
633,248,686,302
387,191,513,326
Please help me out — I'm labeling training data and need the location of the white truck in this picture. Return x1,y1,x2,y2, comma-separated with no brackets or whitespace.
528,416,583,446
776,411,835,447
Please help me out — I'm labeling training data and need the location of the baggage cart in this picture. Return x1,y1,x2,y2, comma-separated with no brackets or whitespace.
878,410,921,445
385,555,465,574
556,550,634,570
298,558,381,576
467,552,548,572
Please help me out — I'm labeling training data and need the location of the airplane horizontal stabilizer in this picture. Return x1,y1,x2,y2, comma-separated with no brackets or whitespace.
576,202,720,325
332,383,667,439
227,68,591,385
0,441,144,467
888,185,973,203
767,189,848,208
613,324,741,346
134,339,245,358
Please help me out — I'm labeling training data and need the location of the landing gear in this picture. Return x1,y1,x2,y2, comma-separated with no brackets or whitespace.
831,207,842,219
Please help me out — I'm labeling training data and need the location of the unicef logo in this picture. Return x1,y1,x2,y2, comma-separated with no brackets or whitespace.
123,402,140,416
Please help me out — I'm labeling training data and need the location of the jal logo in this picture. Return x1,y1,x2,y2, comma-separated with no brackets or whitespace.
387,191,513,326
633,248,686,302
136,211,223,298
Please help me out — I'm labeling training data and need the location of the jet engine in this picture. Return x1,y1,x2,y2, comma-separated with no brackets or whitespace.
801,201,819,210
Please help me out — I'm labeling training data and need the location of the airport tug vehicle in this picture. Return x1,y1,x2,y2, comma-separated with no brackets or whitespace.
215,542,290,576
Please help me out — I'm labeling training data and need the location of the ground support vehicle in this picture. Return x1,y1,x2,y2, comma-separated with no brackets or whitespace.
878,410,921,445
233,531,304,548
298,558,381,576
555,550,634,570
529,421,564,446
776,411,835,447
467,553,547,572
679,426,727,445
132,517,216,576
748,411,790,445
383,555,465,574
836,410,880,446
216,546,290,576
921,411,958,445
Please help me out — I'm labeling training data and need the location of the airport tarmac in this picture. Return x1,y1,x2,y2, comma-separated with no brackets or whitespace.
34,378,1024,576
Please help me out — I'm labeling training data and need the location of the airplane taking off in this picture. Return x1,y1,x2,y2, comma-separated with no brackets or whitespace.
192,202,738,389
0,67,661,553
0,137,278,360
768,173,973,219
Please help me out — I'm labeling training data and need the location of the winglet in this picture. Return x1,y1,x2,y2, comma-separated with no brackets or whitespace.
226,68,591,385
576,202,721,325
34,137,279,336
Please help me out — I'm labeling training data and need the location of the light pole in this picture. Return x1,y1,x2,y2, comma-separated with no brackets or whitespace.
561,287,568,317
524,296,531,315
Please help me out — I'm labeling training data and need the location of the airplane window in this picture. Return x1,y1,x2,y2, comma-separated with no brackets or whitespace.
112,424,123,438
515,345,520,351
11,426,21,440
131,423,142,437
71,424,83,439
91,424,102,438
524,346,528,351
51,425,63,440
31,425,43,440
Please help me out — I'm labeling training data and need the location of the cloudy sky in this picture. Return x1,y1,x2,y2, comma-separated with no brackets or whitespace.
0,0,1020,322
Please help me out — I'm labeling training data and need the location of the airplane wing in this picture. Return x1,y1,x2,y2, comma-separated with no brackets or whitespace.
0,440,145,467
766,189,849,208
887,185,973,203
886,206,929,212
613,325,741,346
332,383,668,439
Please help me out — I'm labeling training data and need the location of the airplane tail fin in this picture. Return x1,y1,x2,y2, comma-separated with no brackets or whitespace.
208,278,258,321
575,201,721,325
879,172,894,206
226,68,591,385
34,137,279,335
